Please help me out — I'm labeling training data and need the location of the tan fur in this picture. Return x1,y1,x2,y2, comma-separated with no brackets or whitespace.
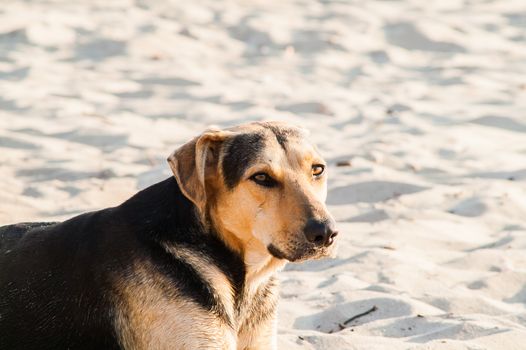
113,263,236,350
115,121,336,350
237,286,279,350
167,129,235,220
113,250,280,350
209,122,334,263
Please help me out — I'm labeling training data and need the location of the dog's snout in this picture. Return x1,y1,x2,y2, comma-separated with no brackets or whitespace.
304,219,338,247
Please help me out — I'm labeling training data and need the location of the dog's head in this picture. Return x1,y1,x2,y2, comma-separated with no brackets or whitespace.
168,121,338,262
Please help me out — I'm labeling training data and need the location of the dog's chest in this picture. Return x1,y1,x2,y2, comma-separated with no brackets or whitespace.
232,275,278,332
115,262,278,344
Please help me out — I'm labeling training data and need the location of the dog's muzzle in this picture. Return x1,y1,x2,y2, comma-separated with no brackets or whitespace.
267,219,339,262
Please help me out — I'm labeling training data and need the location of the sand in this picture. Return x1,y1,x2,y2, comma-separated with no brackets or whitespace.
1,0,526,349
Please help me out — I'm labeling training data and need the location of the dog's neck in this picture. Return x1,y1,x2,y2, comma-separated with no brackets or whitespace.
243,238,286,291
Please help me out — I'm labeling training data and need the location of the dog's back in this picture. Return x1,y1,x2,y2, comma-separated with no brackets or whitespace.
0,210,126,349
0,177,244,350
0,222,57,252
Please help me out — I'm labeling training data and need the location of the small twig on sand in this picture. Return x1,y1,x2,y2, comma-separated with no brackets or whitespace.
343,305,378,326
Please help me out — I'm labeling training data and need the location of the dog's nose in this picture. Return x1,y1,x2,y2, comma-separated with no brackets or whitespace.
303,219,338,247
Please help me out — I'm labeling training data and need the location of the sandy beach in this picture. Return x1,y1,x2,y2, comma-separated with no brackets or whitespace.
1,0,526,348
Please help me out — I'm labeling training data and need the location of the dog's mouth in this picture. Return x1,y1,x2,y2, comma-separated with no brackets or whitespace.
267,238,337,262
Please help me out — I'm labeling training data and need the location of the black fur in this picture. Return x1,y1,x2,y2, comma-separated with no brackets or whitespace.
267,243,288,260
222,132,265,189
0,222,57,251
261,123,299,151
0,177,245,350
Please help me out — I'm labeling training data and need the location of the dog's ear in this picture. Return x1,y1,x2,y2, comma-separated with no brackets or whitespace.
167,129,233,217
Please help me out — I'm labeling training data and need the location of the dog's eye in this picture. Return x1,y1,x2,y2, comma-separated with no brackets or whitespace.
312,164,325,177
250,172,277,188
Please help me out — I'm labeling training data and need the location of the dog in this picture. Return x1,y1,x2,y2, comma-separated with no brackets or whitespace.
0,121,338,350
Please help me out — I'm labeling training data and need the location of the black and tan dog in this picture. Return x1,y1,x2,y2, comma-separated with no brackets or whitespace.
0,121,338,350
